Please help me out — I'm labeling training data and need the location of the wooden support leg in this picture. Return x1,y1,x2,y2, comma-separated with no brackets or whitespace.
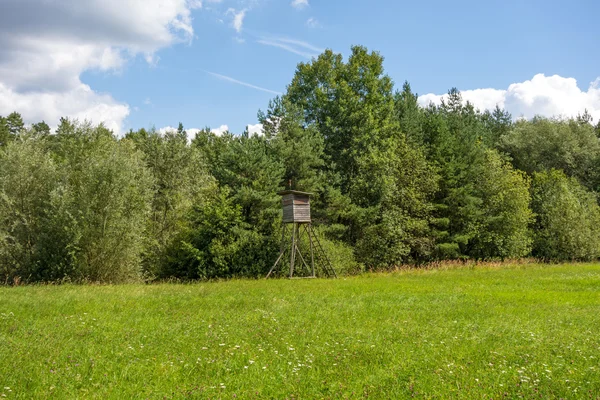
307,224,315,277
289,223,297,278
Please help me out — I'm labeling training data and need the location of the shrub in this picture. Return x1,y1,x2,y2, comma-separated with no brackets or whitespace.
531,170,600,260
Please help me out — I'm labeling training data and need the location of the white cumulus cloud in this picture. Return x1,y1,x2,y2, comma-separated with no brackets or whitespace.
418,74,600,122
247,123,264,136
0,0,204,134
211,125,229,136
0,82,129,134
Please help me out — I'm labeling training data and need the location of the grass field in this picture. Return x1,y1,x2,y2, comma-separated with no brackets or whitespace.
1,264,599,399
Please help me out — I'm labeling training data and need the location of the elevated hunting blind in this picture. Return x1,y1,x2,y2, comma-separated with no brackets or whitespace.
281,190,311,223
267,190,337,279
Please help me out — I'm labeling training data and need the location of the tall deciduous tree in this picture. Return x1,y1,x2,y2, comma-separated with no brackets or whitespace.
500,117,600,190
51,121,154,281
469,150,533,259
531,169,600,260
284,46,437,266
125,126,214,277
0,139,58,281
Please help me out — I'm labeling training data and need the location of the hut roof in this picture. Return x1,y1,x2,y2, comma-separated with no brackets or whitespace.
277,190,313,196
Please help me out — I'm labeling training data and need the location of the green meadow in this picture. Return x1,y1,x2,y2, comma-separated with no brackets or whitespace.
1,263,599,399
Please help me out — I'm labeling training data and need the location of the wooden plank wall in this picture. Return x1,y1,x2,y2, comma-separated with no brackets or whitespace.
282,194,311,223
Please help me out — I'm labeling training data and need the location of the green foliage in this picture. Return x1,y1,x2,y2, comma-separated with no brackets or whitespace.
48,121,154,281
285,46,399,198
481,105,512,148
0,139,59,281
5,46,600,280
31,121,51,137
260,97,326,194
394,81,425,144
284,46,438,267
0,117,10,147
500,117,600,189
125,127,214,277
468,150,533,259
0,121,154,282
531,170,600,261
5,112,25,135
418,90,491,258
354,138,438,267
205,133,283,231
412,91,534,260
0,112,24,147
67,138,152,281
165,188,278,279
169,131,285,279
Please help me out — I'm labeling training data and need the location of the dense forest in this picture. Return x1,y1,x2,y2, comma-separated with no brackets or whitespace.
2,46,600,283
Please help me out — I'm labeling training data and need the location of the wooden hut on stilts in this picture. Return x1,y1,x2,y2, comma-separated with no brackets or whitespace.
266,190,337,279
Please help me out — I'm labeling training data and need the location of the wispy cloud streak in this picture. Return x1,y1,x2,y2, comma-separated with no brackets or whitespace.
204,71,282,95
257,36,324,59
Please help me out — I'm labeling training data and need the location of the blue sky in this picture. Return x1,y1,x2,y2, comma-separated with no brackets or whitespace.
1,0,599,134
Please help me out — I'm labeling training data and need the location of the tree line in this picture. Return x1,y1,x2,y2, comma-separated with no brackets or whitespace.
2,46,600,283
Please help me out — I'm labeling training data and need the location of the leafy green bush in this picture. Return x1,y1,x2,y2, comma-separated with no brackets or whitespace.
468,150,533,259
0,139,59,281
531,170,600,260
0,122,154,283
163,188,279,279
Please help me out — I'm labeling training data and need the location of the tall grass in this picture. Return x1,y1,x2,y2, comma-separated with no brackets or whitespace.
1,263,599,398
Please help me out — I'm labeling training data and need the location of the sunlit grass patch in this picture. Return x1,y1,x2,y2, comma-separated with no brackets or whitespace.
1,263,599,398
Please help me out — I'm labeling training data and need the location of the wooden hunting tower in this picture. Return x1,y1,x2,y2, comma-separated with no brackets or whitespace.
281,190,311,223
267,190,337,279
